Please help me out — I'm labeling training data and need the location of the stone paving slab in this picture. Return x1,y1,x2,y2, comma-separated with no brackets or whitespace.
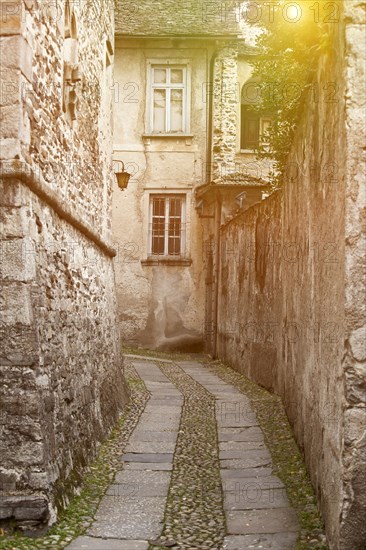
88,496,166,539
220,454,272,470
144,403,182,410
122,453,173,463
222,476,285,492
147,399,183,407
221,467,274,479
134,424,178,433
107,481,170,498
224,488,290,510
114,469,170,485
124,441,176,453
219,441,265,451
220,447,270,459
123,462,173,471
217,417,259,428
226,508,299,535
223,532,298,549
138,411,181,421
128,430,177,442
218,427,264,442
67,536,149,549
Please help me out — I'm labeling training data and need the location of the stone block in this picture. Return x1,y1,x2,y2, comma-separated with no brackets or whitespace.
0,137,21,158
0,35,32,82
0,282,33,324
88,496,166,539
0,0,23,35
226,508,299,535
0,205,25,237
0,238,36,281
0,495,48,521
223,533,298,549
0,65,20,107
67,537,149,550
349,326,366,362
344,408,366,445
0,104,21,139
121,453,173,463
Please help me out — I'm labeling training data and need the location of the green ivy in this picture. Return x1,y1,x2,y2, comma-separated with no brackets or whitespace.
248,0,335,187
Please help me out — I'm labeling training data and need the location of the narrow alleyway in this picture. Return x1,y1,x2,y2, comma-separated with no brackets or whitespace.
67,356,300,550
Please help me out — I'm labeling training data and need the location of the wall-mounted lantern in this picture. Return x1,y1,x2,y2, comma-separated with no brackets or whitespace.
235,191,246,209
113,161,130,190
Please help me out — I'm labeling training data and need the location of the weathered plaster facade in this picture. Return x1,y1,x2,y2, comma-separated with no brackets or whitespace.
214,2,366,548
0,0,128,528
112,1,270,350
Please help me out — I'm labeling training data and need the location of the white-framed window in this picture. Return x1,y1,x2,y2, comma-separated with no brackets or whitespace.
149,65,189,134
148,194,186,256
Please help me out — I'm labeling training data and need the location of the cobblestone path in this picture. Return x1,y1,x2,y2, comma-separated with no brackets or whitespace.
67,356,299,550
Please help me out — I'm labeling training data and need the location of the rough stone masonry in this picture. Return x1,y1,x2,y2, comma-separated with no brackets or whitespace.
0,0,129,528
217,2,366,549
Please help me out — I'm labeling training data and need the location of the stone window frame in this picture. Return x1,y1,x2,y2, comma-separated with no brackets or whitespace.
141,189,192,266
144,59,192,137
148,193,186,256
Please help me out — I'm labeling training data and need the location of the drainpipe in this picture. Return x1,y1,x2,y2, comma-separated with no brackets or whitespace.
207,46,221,357
212,192,222,358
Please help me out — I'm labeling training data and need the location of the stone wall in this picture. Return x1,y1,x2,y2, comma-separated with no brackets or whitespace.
0,0,129,528
216,2,365,548
212,44,239,179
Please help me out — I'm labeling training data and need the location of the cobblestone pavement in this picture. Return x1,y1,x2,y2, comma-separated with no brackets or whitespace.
67,356,300,550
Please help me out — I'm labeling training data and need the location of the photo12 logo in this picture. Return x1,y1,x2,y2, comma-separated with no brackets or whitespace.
237,2,340,24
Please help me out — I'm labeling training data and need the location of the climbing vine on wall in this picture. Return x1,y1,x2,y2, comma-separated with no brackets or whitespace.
248,0,337,187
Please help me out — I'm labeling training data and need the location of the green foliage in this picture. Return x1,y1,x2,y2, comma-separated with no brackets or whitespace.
248,0,334,187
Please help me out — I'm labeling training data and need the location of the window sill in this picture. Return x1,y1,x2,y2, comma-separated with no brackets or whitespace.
141,257,192,266
143,133,193,138
142,134,193,145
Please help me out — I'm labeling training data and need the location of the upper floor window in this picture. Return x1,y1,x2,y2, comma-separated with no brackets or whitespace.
240,106,272,150
149,65,188,134
240,80,272,151
149,195,186,256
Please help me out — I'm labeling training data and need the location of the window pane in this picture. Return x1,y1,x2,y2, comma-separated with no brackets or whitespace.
168,198,182,255
152,234,165,255
170,89,183,132
241,105,259,149
246,119,259,143
152,197,166,255
153,197,165,216
168,236,181,255
171,68,183,83
153,89,166,132
169,197,182,217
154,68,166,83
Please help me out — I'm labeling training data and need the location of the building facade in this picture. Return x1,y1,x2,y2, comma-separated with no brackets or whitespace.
112,0,271,351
